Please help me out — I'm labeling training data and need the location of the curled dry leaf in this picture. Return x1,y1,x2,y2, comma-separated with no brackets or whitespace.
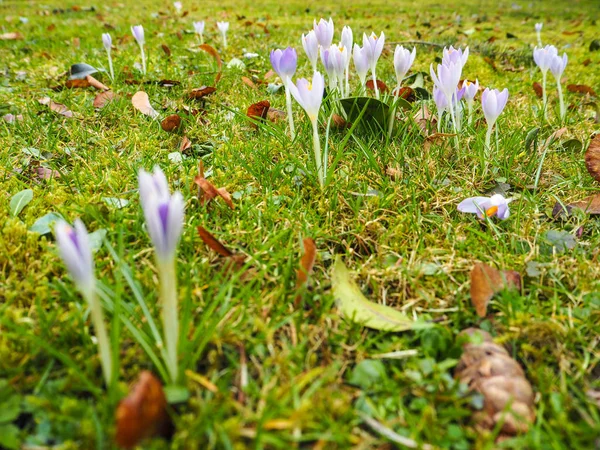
532,82,543,98
188,86,217,100
35,166,61,180
161,114,182,132
197,225,246,270
424,132,456,152
241,76,257,89
38,97,73,118
0,32,23,40
585,134,600,183
85,75,110,91
179,135,192,153
132,91,159,118
365,79,389,94
295,237,316,306
470,263,521,318
199,44,223,84
194,162,234,209
158,79,181,88
267,107,286,123
115,371,172,449
331,113,350,129
161,44,172,57
3,114,23,123
414,106,434,135
65,78,91,89
93,90,116,109
246,100,270,128
455,329,535,439
567,84,597,97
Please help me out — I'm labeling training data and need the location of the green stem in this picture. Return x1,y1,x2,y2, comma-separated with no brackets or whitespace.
557,80,565,121
158,259,179,384
485,123,494,158
285,83,296,140
371,71,379,99
467,101,473,126
542,71,547,121
140,45,146,75
311,119,324,187
83,287,112,387
107,52,114,81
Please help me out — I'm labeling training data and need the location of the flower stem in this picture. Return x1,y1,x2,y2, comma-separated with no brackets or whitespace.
158,259,179,384
311,119,324,187
485,123,494,158
140,45,146,75
537,32,542,47
371,71,379,99
542,71,548,121
285,83,296,140
467,101,473,126
344,67,349,98
83,287,112,386
107,51,114,81
222,34,227,49
557,80,565,121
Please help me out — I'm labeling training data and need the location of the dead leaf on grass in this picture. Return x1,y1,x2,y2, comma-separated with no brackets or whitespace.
585,134,600,183
132,91,159,118
246,100,270,127
470,263,521,318
199,44,223,84
93,90,116,108
38,97,73,118
194,162,234,209
295,237,316,305
161,114,182,132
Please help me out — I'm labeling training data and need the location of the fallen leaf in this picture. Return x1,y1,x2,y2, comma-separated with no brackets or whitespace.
65,78,91,89
35,166,61,180
197,226,246,269
395,86,416,102
158,79,181,87
331,257,432,332
69,63,98,79
194,162,234,209
246,100,270,127
161,44,171,57
470,263,520,317
38,97,73,118
3,113,23,123
583,59,592,67
424,132,456,152
267,107,286,123
188,86,217,100
241,76,257,89
567,84,597,97
414,106,435,135
331,113,349,129
179,136,192,152
85,75,110,91
199,44,223,84
532,82,543,98
131,91,159,118
115,371,172,449
93,90,116,108
161,114,182,132
295,237,316,305
553,194,600,217
365,79,389,93
585,134,600,183
0,32,23,40
483,56,498,71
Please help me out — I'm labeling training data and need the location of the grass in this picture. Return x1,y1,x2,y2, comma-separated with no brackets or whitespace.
1,0,600,448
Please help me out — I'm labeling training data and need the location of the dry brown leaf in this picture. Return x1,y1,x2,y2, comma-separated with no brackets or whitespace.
331,113,349,129
554,193,600,217
241,76,257,89
3,113,23,123
194,162,234,209
414,106,434,135
246,100,270,128
161,114,182,132
38,97,73,118
395,86,416,102
197,226,246,270
266,107,286,123
470,263,520,318
423,132,456,152
179,135,192,152
483,56,498,71
86,75,110,91
295,238,316,305
93,90,116,109
585,134,600,183
131,91,159,118
157,79,181,87
199,44,223,84
65,78,91,89
567,84,597,97
386,166,402,180
161,44,172,57
365,79,389,93
35,166,61,180
115,371,171,449
188,86,217,100
0,32,23,40
532,82,543,98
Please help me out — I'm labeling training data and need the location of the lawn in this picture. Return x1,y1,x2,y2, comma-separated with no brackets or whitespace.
1,0,600,448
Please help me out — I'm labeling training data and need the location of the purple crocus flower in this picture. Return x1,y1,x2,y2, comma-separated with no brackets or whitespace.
481,88,509,127
102,33,112,52
362,32,385,98
430,62,461,100
463,79,479,125
535,23,543,32
341,26,353,56
550,52,568,120
352,44,369,88
55,219,95,291
217,21,229,48
138,166,185,262
533,45,557,74
302,31,319,72
320,44,346,91
442,46,469,69
458,194,512,220
173,1,182,13
193,21,205,43
393,45,416,89
313,18,334,48
288,71,325,123
131,25,144,45
270,47,297,83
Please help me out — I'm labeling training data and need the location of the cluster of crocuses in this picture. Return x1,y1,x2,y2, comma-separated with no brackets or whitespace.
100,20,230,78
532,23,568,121
54,167,184,386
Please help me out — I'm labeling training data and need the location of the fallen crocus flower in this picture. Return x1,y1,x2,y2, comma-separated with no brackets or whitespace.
457,194,512,220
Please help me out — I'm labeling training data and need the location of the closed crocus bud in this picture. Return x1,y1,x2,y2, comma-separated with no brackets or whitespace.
173,1,182,12
442,45,469,69
433,85,448,113
362,32,385,69
352,44,369,86
54,219,95,292
193,21,205,35
481,88,509,126
138,167,185,262
217,21,229,33
535,22,543,32
313,18,334,48
393,45,416,85
302,31,319,71
458,194,512,220
430,62,462,100
270,47,297,83
463,79,479,102
102,33,112,52
288,71,325,123
549,52,568,80
533,45,557,73
131,25,144,46
341,26,353,60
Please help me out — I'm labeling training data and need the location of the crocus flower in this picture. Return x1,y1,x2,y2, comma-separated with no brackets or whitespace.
302,31,319,72
341,26,353,96
138,166,185,383
458,194,512,220
481,87,509,151
313,18,334,49
173,1,182,13
430,61,462,133
393,45,416,91
288,72,326,186
353,44,369,91
270,47,298,138
131,25,146,75
362,32,385,98
102,33,114,80
442,45,469,70
193,21,205,44
320,44,347,92
533,45,557,120
217,21,229,49
535,22,543,46
462,79,479,125
54,219,112,385
550,52,568,120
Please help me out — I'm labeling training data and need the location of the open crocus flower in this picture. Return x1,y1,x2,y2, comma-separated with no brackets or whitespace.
481,87,509,151
458,194,512,220
270,47,298,138
362,32,385,98
353,44,369,91
550,52,568,120
217,21,229,48
131,25,146,74
393,45,416,91
533,44,557,120
302,31,319,72
313,18,334,48
442,45,469,70
102,33,114,80
193,21,205,44
462,79,479,125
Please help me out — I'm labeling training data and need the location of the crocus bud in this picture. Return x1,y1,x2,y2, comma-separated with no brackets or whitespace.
313,18,334,48
341,26,353,64
535,22,543,32
193,21,205,35
481,88,509,127
393,45,416,85
270,47,297,83
102,33,112,52
173,1,182,12
320,44,346,89
217,21,229,33
138,167,185,262
362,32,385,70
549,52,568,80
131,25,144,46
288,71,325,123
458,194,512,220
352,44,369,86
463,79,479,102
533,45,557,74
433,85,448,113
54,219,95,292
302,31,319,71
